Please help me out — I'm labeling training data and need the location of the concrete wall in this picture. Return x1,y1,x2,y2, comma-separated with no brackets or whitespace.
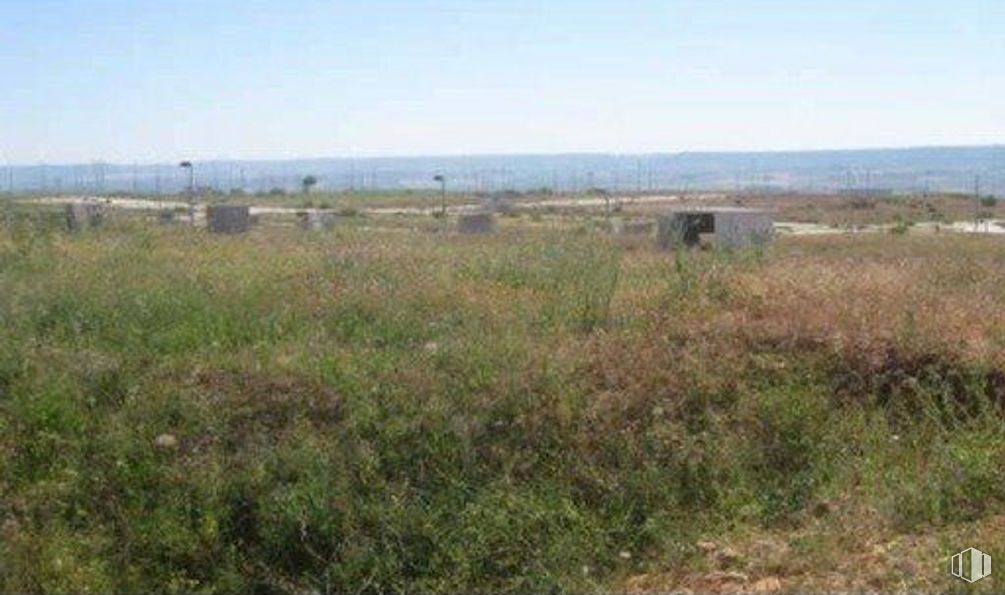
458,212,496,234
657,213,712,249
206,205,251,234
299,211,338,231
713,211,774,249
65,204,104,231
657,210,772,250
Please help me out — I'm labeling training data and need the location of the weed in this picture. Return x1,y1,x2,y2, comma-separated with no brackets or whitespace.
1,221,1004,591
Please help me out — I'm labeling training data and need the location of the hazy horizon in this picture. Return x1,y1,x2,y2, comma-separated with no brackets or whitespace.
4,145,1002,196
2,142,1003,169
4,0,1003,164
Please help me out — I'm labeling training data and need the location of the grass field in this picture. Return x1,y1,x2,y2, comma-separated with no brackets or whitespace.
1,205,1004,592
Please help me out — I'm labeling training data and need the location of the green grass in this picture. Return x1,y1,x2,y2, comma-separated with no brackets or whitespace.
1,216,1004,592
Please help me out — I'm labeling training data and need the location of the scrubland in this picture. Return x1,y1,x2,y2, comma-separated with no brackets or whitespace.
1,207,1004,592
744,192,1003,228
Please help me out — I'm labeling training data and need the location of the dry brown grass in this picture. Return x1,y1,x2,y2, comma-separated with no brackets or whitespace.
2,215,1004,592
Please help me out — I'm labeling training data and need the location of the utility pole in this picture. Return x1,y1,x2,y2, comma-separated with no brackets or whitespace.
433,174,446,216
975,174,982,231
93,162,107,194
179,161,194,224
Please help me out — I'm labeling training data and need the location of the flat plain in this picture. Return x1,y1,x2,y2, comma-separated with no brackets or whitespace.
1,193,1004,592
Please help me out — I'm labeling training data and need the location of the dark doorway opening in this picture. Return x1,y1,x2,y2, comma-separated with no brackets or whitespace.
680,213,715,247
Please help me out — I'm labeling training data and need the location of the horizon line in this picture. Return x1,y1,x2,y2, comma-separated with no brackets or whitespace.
4,142,1004,168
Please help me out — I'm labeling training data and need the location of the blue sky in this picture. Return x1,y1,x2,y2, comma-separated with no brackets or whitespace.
2,0,1002,164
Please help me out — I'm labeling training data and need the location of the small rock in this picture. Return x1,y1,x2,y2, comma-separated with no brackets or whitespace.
751,576,782,592
423,341,440,353
696,540,718,554
619,550,632,560
154,434,178,450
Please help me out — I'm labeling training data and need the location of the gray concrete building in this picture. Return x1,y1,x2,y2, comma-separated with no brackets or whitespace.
657,208,773,250
298,211,338,231
206,205,252,234
458,212,496,234
65,203,104,231
157,209,177,225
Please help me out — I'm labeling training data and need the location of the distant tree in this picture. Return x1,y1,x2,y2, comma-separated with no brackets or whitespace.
302,175,319,195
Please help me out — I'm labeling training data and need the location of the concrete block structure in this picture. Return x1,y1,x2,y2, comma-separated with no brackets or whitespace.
483,192,518,214
657,208,773,250
601,218,656,236
206,205,251,234
298,211,338,231
65,203,104,231
458,212,496,234
619,219,655,236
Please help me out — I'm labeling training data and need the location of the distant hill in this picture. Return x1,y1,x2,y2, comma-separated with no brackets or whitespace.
3,145,1003,196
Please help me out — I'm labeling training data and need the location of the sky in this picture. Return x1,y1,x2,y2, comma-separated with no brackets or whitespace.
1,0,1003,164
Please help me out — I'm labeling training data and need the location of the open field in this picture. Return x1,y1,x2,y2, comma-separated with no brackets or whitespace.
2,201,1005,592
18,188,1004,225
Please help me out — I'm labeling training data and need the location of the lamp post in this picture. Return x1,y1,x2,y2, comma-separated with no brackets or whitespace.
179,161,194,225
433,174,446,216
179,161,194,194
975,174,982,232
1,153,11,194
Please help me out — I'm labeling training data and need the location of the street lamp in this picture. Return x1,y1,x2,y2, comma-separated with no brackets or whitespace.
975,174,983,232
433,174,446,216
1,153,11,194
179,161,194,225
179,161,194,194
